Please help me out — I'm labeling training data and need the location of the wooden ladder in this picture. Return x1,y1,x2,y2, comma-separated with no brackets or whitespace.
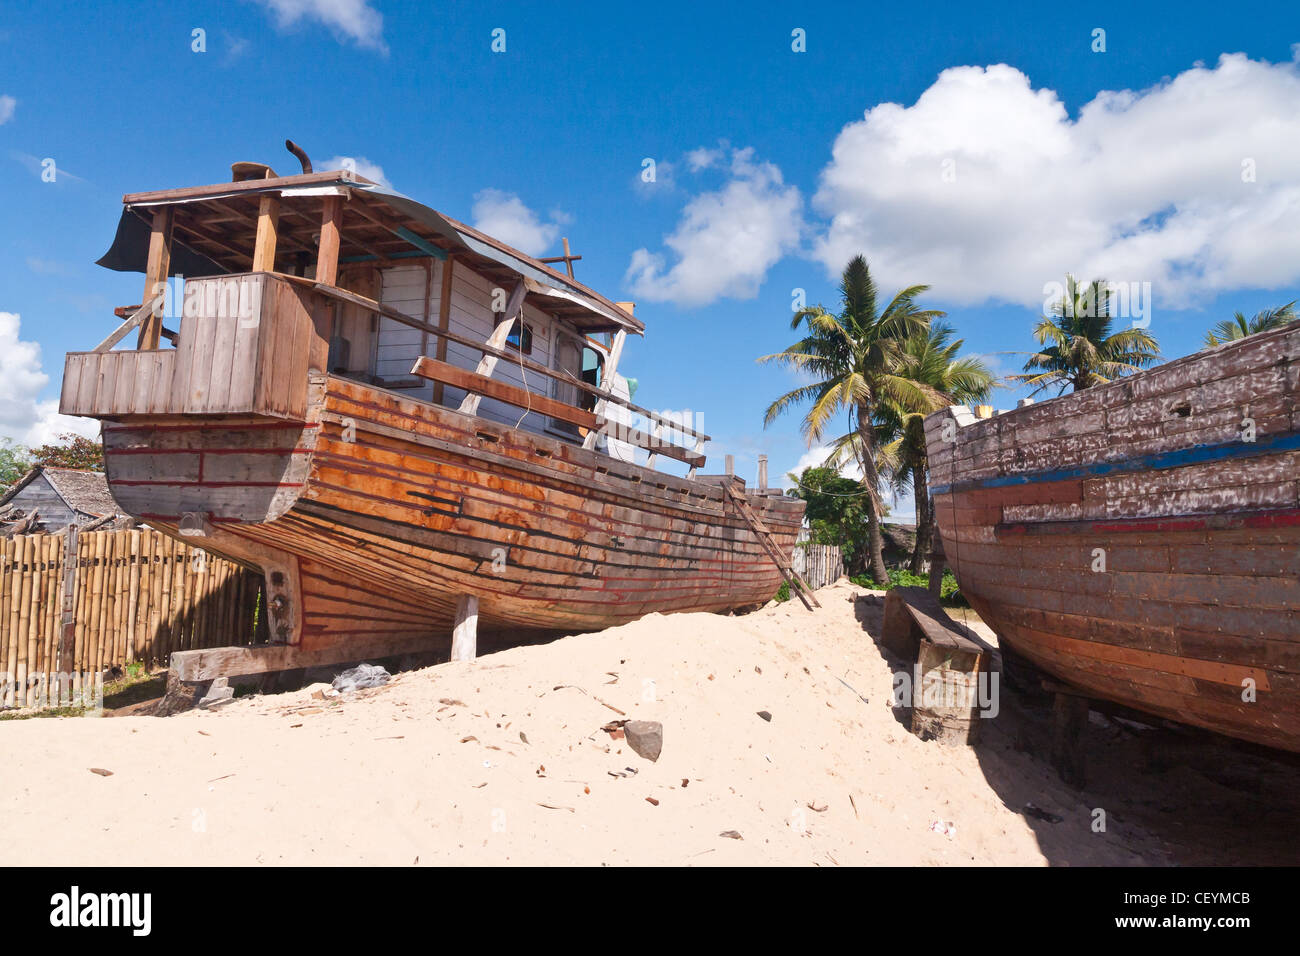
722,484,820,611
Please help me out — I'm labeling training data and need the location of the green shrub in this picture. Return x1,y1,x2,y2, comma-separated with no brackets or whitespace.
849,568,966,606
773,581,791,603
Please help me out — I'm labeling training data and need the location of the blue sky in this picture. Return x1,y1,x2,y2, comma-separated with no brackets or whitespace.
3,0,1299,518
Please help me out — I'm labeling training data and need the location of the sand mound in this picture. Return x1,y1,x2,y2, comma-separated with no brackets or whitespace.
4,580,1294,866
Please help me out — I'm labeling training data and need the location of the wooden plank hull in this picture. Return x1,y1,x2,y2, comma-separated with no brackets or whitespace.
100,375,804,654
925,324,1300,752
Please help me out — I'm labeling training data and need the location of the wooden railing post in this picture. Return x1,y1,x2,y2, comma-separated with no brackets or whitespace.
582,329,627,451
137,207,174,350
459,280,525,417
316,195,342,285
252,194,280,272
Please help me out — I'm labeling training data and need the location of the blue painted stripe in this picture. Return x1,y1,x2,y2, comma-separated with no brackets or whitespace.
931,428,1300,496
394,227,448,259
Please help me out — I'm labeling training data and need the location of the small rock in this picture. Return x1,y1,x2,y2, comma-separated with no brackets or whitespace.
757,710,772,722
623,721,663,762
199,677,235,710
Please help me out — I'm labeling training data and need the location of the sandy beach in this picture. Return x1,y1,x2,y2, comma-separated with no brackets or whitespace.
3,580,1296,867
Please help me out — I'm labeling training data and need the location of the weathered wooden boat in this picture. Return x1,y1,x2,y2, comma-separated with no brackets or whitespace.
925,324,1300,751
59,147,806,680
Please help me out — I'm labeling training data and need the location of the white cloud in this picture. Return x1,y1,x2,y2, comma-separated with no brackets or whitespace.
626,148,804,307
813,52,1300,309
471,189,566,257
685,146,723,171
253,0,386,52
0,95,15,125
0,312,98,447
321,154,392,189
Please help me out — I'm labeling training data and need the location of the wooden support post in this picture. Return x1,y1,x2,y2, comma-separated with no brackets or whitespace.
136,207,174,350
686,434,706,479
452,595,478,662
252,194,280,272
56,524,79,689
1051,692,1089,788
725,454,734,476
459,280,525,416
432,257,454,406
583,328,627,450
757,454,768,491
316,195,342,285
928,539,946,599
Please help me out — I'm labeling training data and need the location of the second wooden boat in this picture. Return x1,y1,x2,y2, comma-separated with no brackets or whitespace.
925,324,1300,751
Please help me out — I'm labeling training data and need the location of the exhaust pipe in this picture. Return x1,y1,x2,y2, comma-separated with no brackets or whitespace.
285,139,313,174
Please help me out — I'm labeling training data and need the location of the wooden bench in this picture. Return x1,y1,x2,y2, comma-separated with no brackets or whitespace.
881,586,993,745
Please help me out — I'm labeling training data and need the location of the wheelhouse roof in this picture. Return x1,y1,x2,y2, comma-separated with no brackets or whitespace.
97,170,644,336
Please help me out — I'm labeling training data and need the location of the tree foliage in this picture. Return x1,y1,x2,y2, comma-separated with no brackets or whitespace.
29,433,104,472
0,438,34,490
1203,301,1296,347
1013,275,1159,395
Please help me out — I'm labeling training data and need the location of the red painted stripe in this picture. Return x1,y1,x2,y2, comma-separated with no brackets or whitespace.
115,480,304,489
104,421,318,433
108,446,309,455
998,507,1300,537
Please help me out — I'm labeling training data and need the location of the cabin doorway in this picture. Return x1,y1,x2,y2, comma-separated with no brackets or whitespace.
550,331,603,438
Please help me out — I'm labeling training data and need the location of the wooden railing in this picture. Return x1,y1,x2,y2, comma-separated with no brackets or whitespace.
294,277,711,472
69,269,709,472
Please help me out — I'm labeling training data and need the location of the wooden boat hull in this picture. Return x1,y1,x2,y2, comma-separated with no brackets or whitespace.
100,374,804,655
925,325,1300,751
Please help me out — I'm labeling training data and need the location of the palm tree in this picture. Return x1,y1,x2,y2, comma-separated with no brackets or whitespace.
1013,275,1159,395
877,324,996,574
1203,302,1296,347
760,255,942,584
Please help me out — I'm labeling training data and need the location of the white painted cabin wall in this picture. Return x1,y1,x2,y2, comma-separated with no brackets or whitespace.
375,260,559,436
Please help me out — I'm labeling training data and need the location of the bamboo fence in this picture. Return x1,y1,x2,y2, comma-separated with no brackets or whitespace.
791,530,845,591
0,527,267,707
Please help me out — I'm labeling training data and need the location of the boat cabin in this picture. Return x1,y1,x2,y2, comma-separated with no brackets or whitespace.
62,157,706,472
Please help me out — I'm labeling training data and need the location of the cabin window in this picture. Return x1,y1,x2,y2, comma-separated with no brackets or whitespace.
495,314,532,355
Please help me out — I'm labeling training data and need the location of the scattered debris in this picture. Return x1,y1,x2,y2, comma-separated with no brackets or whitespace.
681,778,690,788
439,697,465,706
538,803,575,812
519,731,530,745
757,710,772,722
719,830,743,840
929,819,957,838
332,663,390,694
807,801,828,813
607,767,639,778
624,720,663,762
88,768,113,777
645,797,659,806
